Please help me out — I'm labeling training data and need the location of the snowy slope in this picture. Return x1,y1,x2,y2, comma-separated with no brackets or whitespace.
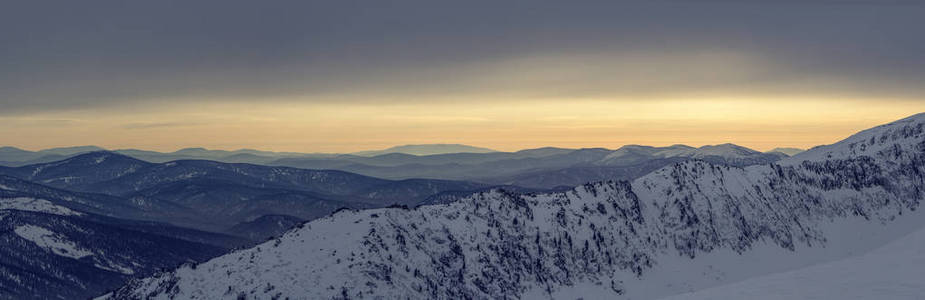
0,180,251,299
0,197,83,216
14,224,94,259
662,224,925,300
596,143,782,168
675,143,760,158
0,210,229,300
785,113,925,164
102,113,925,300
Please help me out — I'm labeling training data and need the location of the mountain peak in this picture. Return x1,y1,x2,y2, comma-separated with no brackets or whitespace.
615,144,657,151
57,151,149,166
0,146,31,154
36,145,106,156
785,112,925,164
694,143,760,157
767,147,804,156
667,144,695,149
173,147,212,154
897,112,925,122
351,144,497,157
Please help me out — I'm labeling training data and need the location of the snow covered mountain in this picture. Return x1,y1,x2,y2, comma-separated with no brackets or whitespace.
101,113,925,299
596,143,784,167
483,158,688,189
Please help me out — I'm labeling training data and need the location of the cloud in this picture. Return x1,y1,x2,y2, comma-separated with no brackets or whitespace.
0,0,923,115
0,118,80,127
119,121,202,130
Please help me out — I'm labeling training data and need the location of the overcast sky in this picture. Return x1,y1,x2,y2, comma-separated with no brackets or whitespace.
2,0,924,152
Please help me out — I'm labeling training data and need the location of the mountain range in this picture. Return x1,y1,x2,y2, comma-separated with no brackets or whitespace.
0,146,106,167
0,144,502,167
99,113,925,299
267,144,790,189
8,117,910,299
0,141,812,298
350,144,498,157
0,144,798,190
0,152,499,233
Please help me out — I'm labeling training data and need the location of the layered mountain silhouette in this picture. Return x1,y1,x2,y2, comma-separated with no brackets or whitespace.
350,144,498,157
1,143,789,190
0,145,106,167
101,114,925,299
271,144,785,188
0,152,501,233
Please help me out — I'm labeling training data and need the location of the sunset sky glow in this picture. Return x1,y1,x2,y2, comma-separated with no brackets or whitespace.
2,0,923,152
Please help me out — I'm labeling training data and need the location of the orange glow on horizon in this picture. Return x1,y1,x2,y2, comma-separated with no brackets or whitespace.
1,97,922,153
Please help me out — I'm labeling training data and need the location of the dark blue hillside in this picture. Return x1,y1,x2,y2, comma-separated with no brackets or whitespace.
77,158,394,196
0,152,500,235
0,151,152,189
353,178,488,206
123,178,374,231
0,210,228,300
225,214,304,241
0,175,249,248
1,152,495,213
0,175,202,228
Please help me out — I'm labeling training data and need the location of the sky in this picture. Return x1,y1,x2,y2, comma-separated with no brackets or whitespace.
2,0,924,152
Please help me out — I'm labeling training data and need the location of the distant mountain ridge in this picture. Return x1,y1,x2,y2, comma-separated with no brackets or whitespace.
273,143,787,188
0,143,792,192
0,144,501,166
2,143,794,191
350,144,498,157
0,146,339,166
0,145,106,167
768,147,805,156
